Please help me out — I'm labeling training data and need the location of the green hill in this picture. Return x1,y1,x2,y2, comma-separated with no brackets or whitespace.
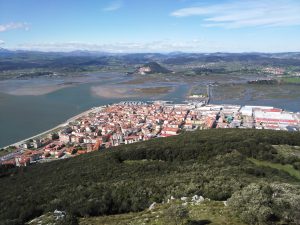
1,129,300,225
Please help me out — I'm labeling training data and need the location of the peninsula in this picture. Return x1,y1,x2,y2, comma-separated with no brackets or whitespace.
1,100,300,167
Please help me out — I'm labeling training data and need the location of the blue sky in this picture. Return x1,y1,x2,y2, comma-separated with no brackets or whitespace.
0,0,300,52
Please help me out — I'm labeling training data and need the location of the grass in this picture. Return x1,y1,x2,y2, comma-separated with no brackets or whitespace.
281,77,300,84
248,158,300,180
273,145,300,158
79,200,246,225
134,86,173,95
188,201,245,225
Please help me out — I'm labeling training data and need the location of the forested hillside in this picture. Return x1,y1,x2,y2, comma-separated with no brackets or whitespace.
0,129,300,225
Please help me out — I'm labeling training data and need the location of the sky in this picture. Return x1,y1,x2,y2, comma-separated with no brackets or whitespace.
0,0,300,53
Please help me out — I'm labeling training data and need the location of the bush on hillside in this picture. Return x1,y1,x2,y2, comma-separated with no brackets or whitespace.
228,182,300,225
164,205,189,225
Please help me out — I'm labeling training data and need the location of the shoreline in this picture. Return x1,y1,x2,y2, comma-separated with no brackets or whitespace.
2,100,300,150
0,106,105,149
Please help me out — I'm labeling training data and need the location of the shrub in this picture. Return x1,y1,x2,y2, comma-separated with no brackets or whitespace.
164,204,189,225
228,182,300,225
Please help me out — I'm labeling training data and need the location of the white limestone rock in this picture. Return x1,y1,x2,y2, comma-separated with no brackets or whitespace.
149,202,156,211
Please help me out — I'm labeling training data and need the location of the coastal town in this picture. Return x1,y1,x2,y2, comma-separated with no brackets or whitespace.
1,101,300,167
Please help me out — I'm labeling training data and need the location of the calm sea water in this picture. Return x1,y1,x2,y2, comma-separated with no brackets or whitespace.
0,75,299,147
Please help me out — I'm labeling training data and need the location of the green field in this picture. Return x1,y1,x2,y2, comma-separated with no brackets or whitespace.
281,77,300,84
273,145,300,158
248,158,300,180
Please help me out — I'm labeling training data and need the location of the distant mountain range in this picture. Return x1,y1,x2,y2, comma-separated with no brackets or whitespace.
1,48,300,75
1,47,300,59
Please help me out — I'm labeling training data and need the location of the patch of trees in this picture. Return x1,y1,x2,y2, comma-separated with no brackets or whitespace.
193,68,226,75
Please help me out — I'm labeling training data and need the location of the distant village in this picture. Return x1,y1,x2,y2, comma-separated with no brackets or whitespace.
1,101,300,167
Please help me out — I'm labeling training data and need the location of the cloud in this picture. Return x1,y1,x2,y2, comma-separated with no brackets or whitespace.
12,38,300,53
0,22,29,32
15,39,222,53
103,0,122,11
171,0,300,28
0,40,4,45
